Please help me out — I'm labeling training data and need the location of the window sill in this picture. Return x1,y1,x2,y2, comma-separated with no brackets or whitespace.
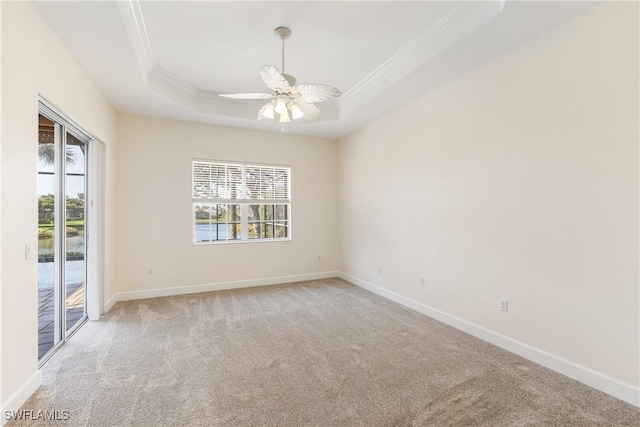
192,238,291,246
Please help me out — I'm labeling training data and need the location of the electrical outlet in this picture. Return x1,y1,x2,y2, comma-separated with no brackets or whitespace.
377,266,382,274
317,256,322,262
500,300,509,312
419,277,425,287
148,268,153,275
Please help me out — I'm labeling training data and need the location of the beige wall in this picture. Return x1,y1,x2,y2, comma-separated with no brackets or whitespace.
114,114,338,294
338,2,639,388
0,1,117,407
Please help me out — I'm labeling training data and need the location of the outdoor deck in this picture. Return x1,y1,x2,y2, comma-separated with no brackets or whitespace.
38,283,85,359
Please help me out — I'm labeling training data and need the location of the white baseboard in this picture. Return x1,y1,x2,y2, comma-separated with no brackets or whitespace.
338,272,640,408
103,271,339,314
0,371,42,426
103,293,118,314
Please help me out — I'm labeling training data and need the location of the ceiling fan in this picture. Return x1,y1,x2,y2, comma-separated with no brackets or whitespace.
219,27,342,123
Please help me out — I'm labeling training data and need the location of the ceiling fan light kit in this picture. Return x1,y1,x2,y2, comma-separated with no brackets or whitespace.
219,26,342,124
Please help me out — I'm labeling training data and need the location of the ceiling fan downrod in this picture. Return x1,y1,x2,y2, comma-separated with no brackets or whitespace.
274,27,295,86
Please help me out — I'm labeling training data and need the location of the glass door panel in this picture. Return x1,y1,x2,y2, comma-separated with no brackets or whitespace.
37,114,61,359
65,132,87,333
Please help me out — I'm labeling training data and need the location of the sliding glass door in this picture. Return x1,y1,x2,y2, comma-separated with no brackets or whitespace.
38,105,89,363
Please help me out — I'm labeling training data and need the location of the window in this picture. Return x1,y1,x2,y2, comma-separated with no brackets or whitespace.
193,161,291,243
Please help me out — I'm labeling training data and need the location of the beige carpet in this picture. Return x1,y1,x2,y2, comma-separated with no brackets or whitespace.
9,278,640,426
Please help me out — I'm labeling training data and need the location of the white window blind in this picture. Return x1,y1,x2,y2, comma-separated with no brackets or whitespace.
193,162,243,200
245,165,289,201
193,161,290,202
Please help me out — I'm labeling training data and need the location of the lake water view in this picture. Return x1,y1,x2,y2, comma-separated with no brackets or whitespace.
38,229,85,255
195,223,236,242
38,229,85,288
194,223,287,242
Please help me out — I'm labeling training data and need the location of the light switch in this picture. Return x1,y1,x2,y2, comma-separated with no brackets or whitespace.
25,244,34,260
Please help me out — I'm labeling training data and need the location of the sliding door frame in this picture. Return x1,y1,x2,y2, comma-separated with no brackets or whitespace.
86,136,104,321
38,97,104,365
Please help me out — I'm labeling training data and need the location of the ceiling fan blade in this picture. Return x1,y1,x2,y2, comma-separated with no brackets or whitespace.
295,84,342,103
297,100,321,122
260,65,291,92
218,93,275,100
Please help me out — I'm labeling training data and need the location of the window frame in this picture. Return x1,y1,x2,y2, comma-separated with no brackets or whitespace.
192,159,292,245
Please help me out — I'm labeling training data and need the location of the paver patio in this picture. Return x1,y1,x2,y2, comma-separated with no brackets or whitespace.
38,283,85,359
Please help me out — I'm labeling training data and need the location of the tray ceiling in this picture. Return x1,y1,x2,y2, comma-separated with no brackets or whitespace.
35,1,594,139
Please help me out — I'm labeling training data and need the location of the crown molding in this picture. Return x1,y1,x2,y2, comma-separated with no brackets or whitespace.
337,0,505,117
118,0,503,123
116,0,154,79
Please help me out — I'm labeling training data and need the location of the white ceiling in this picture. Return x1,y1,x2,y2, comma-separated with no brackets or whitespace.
35,1,594,139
